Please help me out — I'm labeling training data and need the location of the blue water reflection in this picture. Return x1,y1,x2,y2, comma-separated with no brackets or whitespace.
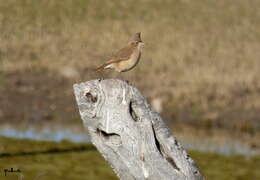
0,127,258,155
0,128,89,142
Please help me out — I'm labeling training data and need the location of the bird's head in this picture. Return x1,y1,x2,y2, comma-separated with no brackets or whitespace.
129,40,145,51
137,41,145,51
128,32,144,51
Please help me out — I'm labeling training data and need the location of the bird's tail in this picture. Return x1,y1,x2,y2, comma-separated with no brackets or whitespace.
94,63,108,72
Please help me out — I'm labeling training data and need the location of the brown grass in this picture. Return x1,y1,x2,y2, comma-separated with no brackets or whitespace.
1,0,260,133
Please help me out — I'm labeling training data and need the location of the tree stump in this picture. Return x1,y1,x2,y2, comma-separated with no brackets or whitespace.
73,79,204,180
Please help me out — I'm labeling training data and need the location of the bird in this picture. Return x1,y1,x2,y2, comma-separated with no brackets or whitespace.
95,32,144,72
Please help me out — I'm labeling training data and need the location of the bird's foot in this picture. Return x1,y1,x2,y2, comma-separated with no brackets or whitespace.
118,78,130,84
98,78,104,82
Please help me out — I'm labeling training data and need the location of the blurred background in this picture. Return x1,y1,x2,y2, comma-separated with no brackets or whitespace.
0,0,259,179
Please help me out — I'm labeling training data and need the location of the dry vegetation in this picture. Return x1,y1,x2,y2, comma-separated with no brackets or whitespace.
1,0,260,134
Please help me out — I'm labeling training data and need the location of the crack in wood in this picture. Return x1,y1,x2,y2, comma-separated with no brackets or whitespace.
97,128,122,146
129,101,138,121
151,124,180,171
85,92,97,103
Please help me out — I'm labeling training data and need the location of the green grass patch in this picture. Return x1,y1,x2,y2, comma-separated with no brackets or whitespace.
0,137,117,180
0,136,259,180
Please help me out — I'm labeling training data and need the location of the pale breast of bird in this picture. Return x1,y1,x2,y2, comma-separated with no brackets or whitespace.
118,49,141,72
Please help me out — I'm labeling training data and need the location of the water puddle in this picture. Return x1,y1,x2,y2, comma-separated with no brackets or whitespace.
0,127,258,156
0,127,89,142
183,141,259,156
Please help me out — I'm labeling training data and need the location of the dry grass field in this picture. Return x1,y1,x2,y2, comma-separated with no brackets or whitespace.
0,0,260,137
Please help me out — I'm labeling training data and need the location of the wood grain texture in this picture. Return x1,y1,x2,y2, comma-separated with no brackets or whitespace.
73,79,204,180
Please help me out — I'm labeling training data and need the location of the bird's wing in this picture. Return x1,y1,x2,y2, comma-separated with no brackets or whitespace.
95,45,135,71
107,45,134,64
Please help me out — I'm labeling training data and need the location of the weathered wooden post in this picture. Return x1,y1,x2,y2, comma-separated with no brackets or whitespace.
73,79,204,180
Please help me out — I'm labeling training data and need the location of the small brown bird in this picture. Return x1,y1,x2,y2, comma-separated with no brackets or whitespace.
95,32,144,72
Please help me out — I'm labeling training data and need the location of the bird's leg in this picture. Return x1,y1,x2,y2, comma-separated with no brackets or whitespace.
97,71,105,81
98,77,104,82
118,72,130,84
118,72,123,81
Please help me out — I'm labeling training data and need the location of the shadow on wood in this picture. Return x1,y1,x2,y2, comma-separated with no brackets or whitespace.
73,79,204,180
